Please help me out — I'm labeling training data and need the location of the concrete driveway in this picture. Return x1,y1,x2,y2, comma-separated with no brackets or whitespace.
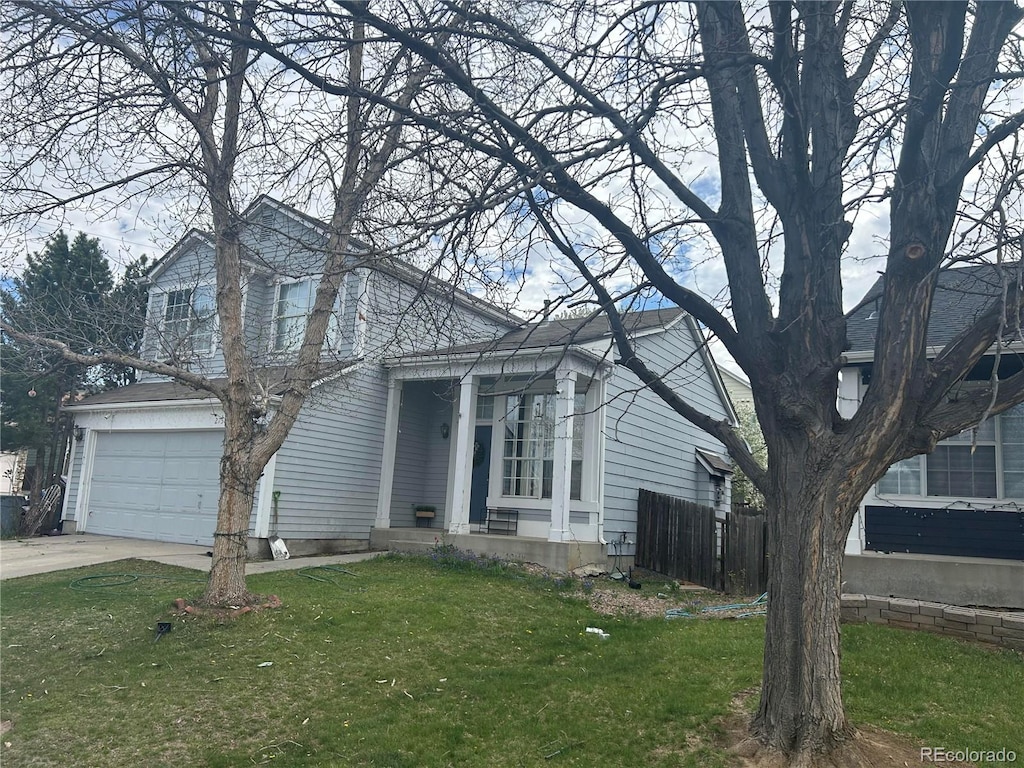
0,533,381,580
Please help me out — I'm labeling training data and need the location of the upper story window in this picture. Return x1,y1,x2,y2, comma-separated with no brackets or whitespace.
162,285,216,356
877,404,1023,500
272,277,345,353
274,279,315,352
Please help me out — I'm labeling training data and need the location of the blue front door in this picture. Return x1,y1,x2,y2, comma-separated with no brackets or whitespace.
469,426,492,524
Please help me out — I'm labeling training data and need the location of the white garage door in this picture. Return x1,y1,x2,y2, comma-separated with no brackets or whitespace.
87,431,223,545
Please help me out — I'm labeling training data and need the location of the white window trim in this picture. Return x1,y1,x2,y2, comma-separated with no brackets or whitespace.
158,283,218,357
876,409,1021,502
499,393,549,500
495,390,590,503
270,274,347,354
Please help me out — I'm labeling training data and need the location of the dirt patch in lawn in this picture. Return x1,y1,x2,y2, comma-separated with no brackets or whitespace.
581,576,764,620
585,586,696,618
171,594,282,618
717,690,974,768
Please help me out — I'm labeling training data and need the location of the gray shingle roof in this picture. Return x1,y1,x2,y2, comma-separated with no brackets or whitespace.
68,362,355,408
696,448,733,475
70,380,219,406
847,263,1022,354
399,307,686,358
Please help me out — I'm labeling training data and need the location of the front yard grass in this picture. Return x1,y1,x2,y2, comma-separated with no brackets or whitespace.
0,554,1021,767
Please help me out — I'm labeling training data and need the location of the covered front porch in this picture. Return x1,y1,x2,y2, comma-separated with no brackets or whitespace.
372,348,613,569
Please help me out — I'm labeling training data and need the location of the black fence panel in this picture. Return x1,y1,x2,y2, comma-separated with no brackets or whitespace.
865,505,1024,560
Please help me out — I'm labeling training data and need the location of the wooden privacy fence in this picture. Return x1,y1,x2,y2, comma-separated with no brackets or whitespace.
636,488,718,588
636,489,768,594
725,505,768,595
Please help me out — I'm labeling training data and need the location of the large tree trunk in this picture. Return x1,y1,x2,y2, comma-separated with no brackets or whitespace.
200,403,261,607
752,442,869,764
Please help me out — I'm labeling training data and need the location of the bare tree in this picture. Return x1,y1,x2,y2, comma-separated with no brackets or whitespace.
1,1,441,605
290,0,1022,762
4,0,1022,759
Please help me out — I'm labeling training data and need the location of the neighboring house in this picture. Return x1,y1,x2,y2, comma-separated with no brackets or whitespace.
717,366,752,409
840,264,1024,607
0,450,27,495
60,197,736,570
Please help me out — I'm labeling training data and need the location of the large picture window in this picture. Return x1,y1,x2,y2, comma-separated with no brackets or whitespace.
162,285,216,355
877,406,1022,499
501,393,585,500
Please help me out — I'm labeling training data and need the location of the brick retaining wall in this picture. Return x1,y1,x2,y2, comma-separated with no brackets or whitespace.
841,594,1024,651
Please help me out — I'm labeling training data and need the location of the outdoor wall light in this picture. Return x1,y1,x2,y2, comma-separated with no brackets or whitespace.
440,423,450,440
74,426,85,442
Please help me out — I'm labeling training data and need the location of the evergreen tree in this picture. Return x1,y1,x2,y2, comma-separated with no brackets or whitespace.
0,232,117,529
100,255,149,388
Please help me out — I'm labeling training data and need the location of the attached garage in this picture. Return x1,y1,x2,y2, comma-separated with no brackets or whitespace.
85,430,223,545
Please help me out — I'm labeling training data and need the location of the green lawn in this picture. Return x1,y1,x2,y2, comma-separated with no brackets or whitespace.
1,554,1021,767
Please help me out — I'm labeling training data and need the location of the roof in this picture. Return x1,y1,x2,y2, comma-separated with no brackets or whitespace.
67,363,355,408
145,196,523,328
400,307,686,358
847,263,1023,354
69,380,219,406
696,448,733,475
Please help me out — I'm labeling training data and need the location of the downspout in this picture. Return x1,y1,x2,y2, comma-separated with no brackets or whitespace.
595,373,609,546
353,268,370,358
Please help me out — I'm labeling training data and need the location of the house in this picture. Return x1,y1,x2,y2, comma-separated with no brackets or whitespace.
717,366,752,410
840,264,1024,607
60,197,737,571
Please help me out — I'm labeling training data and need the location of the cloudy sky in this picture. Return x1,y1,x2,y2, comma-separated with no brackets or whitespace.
0,185,895,383
4,1,986,382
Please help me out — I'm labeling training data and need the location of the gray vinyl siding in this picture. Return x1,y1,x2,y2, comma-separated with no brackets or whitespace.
242,273,273,358
142,203,512,384
139,241,223,380
240,203,361,362
62,439,84,522
601,323,731,540
389,381,454,527
239,205,328,277
362,271,509,358
138,291,165,373
271,365,389,539
240,207,409,366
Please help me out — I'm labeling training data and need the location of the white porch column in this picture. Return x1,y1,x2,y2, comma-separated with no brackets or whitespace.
838,367,865,555
375,377,403,529
549,369,577,542
448,375,478,535
253,452,279,538
73,429,99,532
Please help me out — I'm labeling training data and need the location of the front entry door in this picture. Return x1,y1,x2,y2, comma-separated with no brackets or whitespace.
469,425,492,525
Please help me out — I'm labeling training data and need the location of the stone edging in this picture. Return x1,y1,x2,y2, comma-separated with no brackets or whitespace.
840,594,1024,652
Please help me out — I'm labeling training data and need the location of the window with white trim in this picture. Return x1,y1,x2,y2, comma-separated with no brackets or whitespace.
876,455,922,496
274,279,314,351
272,277,344,352
501,393,585,500
1002,406,1024,498
877,405,1023,499
476,394,494,421
162,285,216,355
